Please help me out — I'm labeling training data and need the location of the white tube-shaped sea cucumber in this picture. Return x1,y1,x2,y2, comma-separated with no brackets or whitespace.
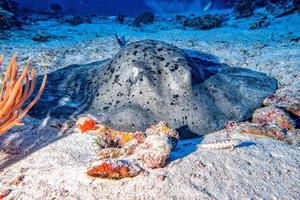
197,140,240,150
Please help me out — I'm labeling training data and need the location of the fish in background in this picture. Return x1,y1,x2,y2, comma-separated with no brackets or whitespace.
144,0,207,15
144,0,228,15
202,0,233,12
202,0,212,12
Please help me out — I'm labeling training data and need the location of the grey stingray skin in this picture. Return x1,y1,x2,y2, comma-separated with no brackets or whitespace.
28,40,277,138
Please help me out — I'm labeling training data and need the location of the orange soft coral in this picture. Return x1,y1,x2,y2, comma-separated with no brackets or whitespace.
76,116,99,133
0,54,47,135
76,116,138,147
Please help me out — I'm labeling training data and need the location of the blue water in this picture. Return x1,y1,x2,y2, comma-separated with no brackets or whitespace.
16,0,228,16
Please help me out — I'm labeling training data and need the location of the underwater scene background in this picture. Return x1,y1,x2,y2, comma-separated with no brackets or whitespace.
0,0,300,199
16,0,229,16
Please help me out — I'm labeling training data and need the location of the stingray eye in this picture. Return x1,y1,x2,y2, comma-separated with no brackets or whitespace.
130,67,140,82
132,67,139,79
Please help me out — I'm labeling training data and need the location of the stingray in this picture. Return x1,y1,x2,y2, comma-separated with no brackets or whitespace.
28,40,277,138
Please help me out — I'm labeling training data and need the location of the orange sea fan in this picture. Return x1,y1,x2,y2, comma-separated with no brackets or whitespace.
0,53,47,135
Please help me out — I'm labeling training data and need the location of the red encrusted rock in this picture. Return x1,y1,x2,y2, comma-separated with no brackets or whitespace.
135,122,179,168
136,134,173,168
263,88,300,117
77,116,180,178
253,106,294,130
226,121,298,144
86,160,142,179
97,148,126,159
0,189,11,199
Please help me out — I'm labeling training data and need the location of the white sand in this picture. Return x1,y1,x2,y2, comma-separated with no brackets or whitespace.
0,12,299,199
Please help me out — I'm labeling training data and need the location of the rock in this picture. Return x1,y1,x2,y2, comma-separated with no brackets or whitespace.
276,6,300,18
133,12,154,27
255,0,268,7
28,40,277,137
32,33,61,42
0,7,14,29
226,89,300,144
156,174,166,181
0,190,11,199
226,121,298,144
32,33,51,42
0,0,20,30
290,36,300,42
252,106,295,130
50,3,62,13
227,0,299,18
269,0,288,5
175,15,187,21
263,88,300,117
234,0,254,18
183,15,223,30
175,15,188,24
266,0,300,17
117,14,125,24
60,15,92,26
77,118,179,170
0,0,18,13
86,160,142,179
249,16,269,29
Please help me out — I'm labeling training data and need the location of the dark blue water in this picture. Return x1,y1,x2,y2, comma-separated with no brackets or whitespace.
16,0,229,16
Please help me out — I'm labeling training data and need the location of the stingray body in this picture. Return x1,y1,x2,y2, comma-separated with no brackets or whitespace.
29,40,277,138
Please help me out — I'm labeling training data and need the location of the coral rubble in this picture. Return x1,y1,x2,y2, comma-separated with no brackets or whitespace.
227,121,298,144
263,89,300,117
32,33,54,42
249,16,269,29
0,0,20,30
234,0,254,18
59,15,92,26
49,3,62,13
133,12,154,27
226,90,300,144
0,5,14,29
253,106,294,130
183,15,223,30
86,160,142,179
77,116,179,179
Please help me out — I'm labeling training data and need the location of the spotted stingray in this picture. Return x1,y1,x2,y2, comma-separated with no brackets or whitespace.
28,40,277,138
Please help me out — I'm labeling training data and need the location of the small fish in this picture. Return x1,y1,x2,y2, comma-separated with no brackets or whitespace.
203,1,212,12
